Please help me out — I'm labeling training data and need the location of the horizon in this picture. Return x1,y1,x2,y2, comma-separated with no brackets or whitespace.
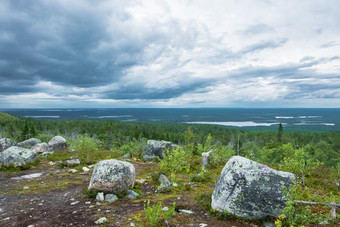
1,0,340,108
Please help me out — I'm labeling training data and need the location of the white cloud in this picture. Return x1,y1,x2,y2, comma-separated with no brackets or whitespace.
0,0,340,108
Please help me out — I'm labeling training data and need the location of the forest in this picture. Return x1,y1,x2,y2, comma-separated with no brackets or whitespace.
0,111,339,226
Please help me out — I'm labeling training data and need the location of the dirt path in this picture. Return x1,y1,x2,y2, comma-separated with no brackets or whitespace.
0,160,249,227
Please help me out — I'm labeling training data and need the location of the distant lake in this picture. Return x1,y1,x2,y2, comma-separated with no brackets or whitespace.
1,108,339,131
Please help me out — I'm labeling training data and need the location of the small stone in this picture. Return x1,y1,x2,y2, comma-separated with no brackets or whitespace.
82,167,90,172
263,222,275,227
96,192,104,201
48,161,55,165
135,179,146,184
89,205,94,208
88,165,94,168
23,186,30,189
177,197,181,200
94,217,107,224
199,224,208,227
27,225,34,227
2,217,10,221
162,207,169,211
105,210,111,213
85,201,91,205
38,203,43,206
72,211,77,214
179,209,194,214
30,197,40,202
130,222,136,226
0,208,3,212
172,182,178,187
68,169,78,173
70,201,79,206
97,209,101,212
95,202,101,205
105,194,118,203
126,190,139,200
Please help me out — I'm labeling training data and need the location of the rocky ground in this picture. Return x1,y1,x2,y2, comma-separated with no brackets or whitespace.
0,160,251,227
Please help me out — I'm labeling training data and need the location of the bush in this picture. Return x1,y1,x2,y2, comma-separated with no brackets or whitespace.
277,183,329,226
159,146,191,175
71,134,99,164
82,187,98,198
144,200,176,227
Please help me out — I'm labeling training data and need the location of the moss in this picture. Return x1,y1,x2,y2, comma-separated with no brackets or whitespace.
0,159,40,173
8,176,83,195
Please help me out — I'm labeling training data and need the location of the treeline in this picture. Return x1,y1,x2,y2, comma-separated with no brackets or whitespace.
0,112,339,167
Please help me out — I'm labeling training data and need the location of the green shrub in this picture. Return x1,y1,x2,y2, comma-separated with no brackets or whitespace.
71,134,99,164
277,183,329,226
82,187,98,198
144,200,176,227
190,172,212,183
159,146,191,175
195,192,212,212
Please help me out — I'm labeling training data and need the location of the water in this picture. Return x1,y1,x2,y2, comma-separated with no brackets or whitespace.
1,108,339,131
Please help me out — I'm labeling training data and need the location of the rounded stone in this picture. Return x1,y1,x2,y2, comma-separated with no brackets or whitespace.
211,156,296,220
88,159,135,194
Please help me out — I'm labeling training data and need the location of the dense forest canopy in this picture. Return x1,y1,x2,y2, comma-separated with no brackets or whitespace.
1,112,339,168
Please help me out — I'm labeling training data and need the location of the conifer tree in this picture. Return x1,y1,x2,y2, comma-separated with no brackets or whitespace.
30,123,37,137
277,123,283,143
21,119,29,140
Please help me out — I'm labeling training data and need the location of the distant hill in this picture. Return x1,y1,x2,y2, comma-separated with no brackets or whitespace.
0,112,18,125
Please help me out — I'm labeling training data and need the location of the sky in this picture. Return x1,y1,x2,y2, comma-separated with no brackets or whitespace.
0,0,340,108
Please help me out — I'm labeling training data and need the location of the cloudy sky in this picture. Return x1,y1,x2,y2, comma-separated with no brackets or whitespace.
1,0,340,108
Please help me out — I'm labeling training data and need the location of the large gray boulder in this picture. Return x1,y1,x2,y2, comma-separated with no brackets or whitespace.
0,146,36,166
143,140,177,161
88,159,135,194
18,138,41,148
48,136,68,152
0,138,17,152
30,142,48,153
211,156,296,220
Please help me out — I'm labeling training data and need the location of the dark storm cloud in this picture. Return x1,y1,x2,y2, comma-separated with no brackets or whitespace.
1,0,340,107
101,77,215,100
0,0,152,91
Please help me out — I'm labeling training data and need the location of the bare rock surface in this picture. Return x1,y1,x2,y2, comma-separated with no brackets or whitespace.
18,138,41,149
31,143,48,153
0,146,36,166
48,136,68,152
88,159,135,194
0,138,16,152
143,140,177,161
211,156,296,220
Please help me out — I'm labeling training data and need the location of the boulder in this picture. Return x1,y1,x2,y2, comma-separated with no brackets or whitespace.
48,136,68,152
0,146,36,166
0,138,17,152
157,174,172,192
18,138,41,148
211,156,296,220
30,142,48,153
143,140,177,161
88,159,135,194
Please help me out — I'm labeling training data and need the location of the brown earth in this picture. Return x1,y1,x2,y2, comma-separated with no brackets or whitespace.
0,160,256,227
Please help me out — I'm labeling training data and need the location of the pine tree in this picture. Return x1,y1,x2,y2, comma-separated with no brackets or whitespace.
21,119,29,140
277,123,283,143
30,123,37,137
